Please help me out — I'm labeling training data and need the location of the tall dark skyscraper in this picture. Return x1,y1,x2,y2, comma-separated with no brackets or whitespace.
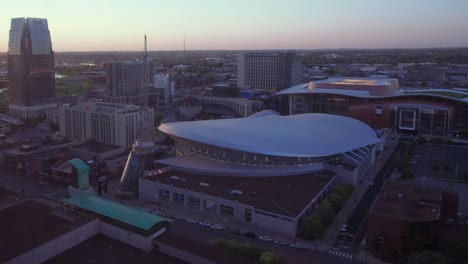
7,17,56,119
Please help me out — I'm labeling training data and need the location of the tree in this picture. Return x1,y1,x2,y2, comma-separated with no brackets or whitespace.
260,251,284,264
300,214,324,240
154,111,163,126
316,202,335,226
416,250,445,264
439,237,468,263
211,237,228,249
49,123,59,132
327,193,345,213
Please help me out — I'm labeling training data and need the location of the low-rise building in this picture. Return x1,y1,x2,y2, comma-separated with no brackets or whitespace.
58,102,154,149
368,181,459,261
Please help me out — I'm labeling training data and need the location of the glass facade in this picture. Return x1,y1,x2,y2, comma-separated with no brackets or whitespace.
117,142,154,198
7,17,56,108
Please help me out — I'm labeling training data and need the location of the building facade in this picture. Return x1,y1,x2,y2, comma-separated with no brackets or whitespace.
276,78,468,137
154,74,175,105
237,52,301,92
104,60,155,106
368,181,459,261
7,17,57,119
58,102,154,148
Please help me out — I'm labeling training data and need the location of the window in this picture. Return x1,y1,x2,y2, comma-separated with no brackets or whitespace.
220,205,234,216
245,208,252,222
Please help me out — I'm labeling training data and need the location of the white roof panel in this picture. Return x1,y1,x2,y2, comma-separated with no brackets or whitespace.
159,112,381,158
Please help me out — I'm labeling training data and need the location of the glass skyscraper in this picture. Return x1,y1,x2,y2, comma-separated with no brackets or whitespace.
7,17,56,119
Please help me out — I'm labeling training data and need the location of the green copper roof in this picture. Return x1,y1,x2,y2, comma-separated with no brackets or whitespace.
68,158,89,173
66,194,170,231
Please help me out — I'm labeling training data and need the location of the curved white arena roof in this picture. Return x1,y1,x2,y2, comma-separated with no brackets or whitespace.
159,111,381,158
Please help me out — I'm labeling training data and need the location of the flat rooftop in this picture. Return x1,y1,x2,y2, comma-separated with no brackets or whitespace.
45,234,186,264
370,181,442,222
0,200,96,263
145,170,335,217
155,233,259,264
71,141,122,154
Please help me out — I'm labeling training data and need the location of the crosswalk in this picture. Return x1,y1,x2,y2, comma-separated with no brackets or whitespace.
328,249,353,259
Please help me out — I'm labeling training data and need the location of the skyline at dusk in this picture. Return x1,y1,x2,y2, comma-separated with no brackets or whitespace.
1,0,468,52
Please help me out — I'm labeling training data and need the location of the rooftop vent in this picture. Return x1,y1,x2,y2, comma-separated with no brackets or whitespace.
170,176,180,181
200,182,210,187
398,193,403,198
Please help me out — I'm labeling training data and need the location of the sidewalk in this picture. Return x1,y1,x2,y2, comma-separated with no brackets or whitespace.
320,139,399,248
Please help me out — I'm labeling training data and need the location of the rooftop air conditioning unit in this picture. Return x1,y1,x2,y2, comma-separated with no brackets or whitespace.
200,182,210,187
170,176,180,181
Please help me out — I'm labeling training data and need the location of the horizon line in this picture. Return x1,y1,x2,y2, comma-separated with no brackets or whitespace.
1,46,468,54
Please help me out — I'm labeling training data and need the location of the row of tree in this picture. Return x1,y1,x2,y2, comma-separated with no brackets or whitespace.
299,185,354,240
211,238,284,264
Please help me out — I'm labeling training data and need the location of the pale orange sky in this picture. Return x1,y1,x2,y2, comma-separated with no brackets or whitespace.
1,0,468,51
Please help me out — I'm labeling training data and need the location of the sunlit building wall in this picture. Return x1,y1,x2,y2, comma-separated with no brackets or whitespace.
58,102,154,148
237,52,301,92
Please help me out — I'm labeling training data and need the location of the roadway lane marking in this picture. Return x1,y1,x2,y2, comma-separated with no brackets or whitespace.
328,250,332,254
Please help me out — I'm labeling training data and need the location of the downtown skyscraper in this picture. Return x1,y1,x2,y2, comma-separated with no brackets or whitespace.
7,17,56,119
237,51,302,92
104,60,155,106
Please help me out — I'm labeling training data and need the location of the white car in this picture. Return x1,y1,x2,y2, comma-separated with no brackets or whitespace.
186,218,198,224
291,243,304,249
210,224,224,230
259,236,272,242
341,224,348,236
199,221,212,227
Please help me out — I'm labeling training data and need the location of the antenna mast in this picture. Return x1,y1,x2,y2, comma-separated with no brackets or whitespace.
143,34,149,108
137,34,152,142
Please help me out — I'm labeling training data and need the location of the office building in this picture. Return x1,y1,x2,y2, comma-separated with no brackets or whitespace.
58,102,154,148
237,52,301,92
7,17,56,119
104,60,155,105
154,74,175,105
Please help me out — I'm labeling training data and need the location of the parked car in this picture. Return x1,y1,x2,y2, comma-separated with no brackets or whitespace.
291,243,304,250
186,218,198,224
210,224,224,231
341,224,348,236
199,221,212,227
243,232,257,239
259,236,272,242
368,180,375,186
151,210,161,215
274,240,289,246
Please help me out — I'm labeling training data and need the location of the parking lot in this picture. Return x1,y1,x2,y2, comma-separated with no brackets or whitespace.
408,143,468,215
411,144,468,180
